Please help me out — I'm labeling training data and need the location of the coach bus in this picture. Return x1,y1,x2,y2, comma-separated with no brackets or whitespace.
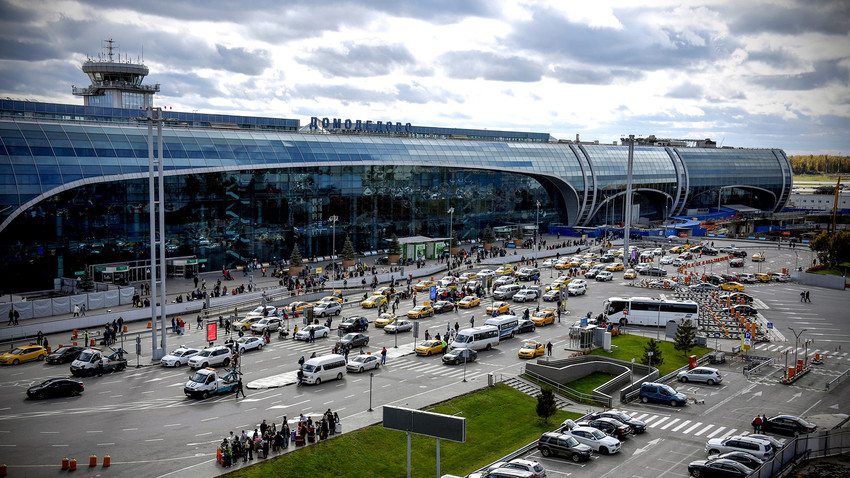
603,296,699,327
484,315,519,339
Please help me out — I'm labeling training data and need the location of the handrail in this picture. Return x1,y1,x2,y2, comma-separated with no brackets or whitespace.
523,368,606,406
826,368,850,391
744,357,775,377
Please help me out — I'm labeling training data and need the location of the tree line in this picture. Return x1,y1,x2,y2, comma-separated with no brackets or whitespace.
788,155,848,175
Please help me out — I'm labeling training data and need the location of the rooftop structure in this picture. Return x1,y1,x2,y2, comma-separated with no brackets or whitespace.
71,39,159,109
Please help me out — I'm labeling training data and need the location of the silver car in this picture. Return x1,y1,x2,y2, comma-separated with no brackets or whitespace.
678,366,722,385
314,301,342,317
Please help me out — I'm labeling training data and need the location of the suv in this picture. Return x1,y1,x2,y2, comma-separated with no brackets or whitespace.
595,271,613,281
639,382,687,407
513,288,539,302
188,346,233,369
516,268,540,281
678,366,722,385
339,316,369,333
705,436,774,460
537,432,592,462
481,459,546,478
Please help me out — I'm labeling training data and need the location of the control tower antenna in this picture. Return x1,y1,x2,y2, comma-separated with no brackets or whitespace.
72,39,160,109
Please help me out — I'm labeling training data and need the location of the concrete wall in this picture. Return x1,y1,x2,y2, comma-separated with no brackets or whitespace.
790,271,847,290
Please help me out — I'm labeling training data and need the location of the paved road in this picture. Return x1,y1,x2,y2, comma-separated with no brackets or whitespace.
1,236,847,478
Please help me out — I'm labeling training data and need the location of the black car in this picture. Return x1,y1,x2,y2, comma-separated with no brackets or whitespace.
27,378,84,399
730,250,748,258
702,247,719,256
710,451,764,470
645,267,667,277
433,300,454,314
442,348,477,365
729,258,744,268
590,410,647,434
688,458,752,478
761,415,817,436
516,319,536,334
706,274,726,285
577,418,631,439
339,316,369,333
46,345,84,364
723,293,753,304
727,304,757,317
336,332,369,349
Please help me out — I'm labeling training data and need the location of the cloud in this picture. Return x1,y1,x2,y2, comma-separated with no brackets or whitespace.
149,72,223,99
746,48,804,69
549,66,644,85
724,1,850,35
437,51,544,82
666,82,704,99
291,84,397,105
296,43,416,78
394,83,463,104
214,44,271,76
751,60,850,90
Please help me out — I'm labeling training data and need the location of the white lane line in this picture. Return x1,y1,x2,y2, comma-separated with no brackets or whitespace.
672,420,692,432
86,430,103,433
145,438,164,442
201,416,219,422
719,428,737,439
660,418,680,430
97,443,116,446
164,424,181,428
706,426,726,439
122,428,138,431
51,444,69,447
648,417,670,428
694,424,715,436
683,422,703,434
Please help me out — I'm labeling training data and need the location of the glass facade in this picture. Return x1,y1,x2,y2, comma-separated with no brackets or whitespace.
0,101,792,292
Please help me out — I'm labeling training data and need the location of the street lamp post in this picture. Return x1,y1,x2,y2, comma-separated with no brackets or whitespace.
368,371,374,411
788,327,807,378
447,207,455,272
535,200,540,253
329,214,339,261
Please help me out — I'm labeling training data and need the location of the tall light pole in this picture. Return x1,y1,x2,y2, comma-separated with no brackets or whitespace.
447,207,454,272
368,371,374,411
535,200,541,253
788,327,807,377
329,215,338,277
622,135,635,269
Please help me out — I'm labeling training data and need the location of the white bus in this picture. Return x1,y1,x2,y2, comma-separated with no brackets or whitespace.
484,315,519,339
450,325,500,351
603,296,699,327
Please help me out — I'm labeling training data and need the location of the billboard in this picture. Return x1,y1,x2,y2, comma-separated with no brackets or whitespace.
383,405,466,442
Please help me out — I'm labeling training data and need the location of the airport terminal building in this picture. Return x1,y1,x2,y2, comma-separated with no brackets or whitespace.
0,52,792,292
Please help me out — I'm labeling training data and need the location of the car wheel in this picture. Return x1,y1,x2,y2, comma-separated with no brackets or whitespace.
202,362,209,368
12,359,19,365
640,396,649,403
337,372,343,380
486,344,492,351
571,453,582,462
202,391,209,399
71,389,80,396
315,378,321,385
600,446,609,455
323,332,328,338
670,400,679,407
540,448,551,457
336,310,341,316
691,469,701,478
36,391,44,400
707,449,719,456
364,339,369,346
358,367,364,373
38,354,45,361
706,379,715,385
680,376,688,383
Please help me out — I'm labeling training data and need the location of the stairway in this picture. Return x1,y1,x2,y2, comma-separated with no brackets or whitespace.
502,376,572,410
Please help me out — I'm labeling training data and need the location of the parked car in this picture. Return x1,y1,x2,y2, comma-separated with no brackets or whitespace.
705,436,774,460
760,415,817,436
27,378,84,399
0,345,47,365
442,348,477,365
589,410,646,434
46,345,84,364
709,451,764,470
537,432,592,462
730,250,748,258
729,258,745,268
337,332,370,349
751,253,766,262
559,422,621,455
160,346,201,367
688,458,754,478
690,283,721,292
678,366,723,385
577,417,631,440
482,458,546,478
639,382,687,407
726,304,757,317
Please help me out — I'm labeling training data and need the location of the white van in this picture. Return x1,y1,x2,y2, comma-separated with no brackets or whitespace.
301,354,347,385
451,326,500,351
484,316,519,339
494,284,522,300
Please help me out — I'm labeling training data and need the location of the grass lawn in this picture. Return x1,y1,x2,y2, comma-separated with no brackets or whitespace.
811,268,848,277
566,372,615,396
223,384,582,478
588,334,712,376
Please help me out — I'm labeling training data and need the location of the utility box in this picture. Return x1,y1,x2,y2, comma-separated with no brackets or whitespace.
688,355,698,369
603,331,612,353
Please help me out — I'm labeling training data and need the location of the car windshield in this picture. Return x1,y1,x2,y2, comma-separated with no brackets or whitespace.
351,356,367,363
455,334,471,343
343,334,356,340
171,350,186,357
566,436,580,447
10,348,25,355
303,364,317,373
198,350,212,357
589,429,606,439
190,372,210,383
78,351,94,361
54,347,70,354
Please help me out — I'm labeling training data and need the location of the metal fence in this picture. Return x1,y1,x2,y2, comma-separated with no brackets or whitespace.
750,429,850,478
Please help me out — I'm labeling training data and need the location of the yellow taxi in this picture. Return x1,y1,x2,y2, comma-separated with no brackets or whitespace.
289,301,310,312
554,261,571,270
486,301,511,315
407,305,435,319
319,295,344,304
495,265,514,275
517,342,545,359
414,280,437,292
374,287,394,296
0,345,47,365
374,313,397,328
580,261,596,269
361,295,388,309
606,263,624,272
459,272,479,282
328,290,344,300
531,309,556,327
623,268,637,279
751,253,766,262
544,278,571,292
458,296,480,309
669,246,685,254
415,340,446,356
232,316,263,331
720,282,745,292
755,272,771,283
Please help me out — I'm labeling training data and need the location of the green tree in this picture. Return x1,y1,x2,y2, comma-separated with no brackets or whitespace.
450,230,459,248
813,185,836,195
77,268,95,292
341,235,355,261
387,234,401,256
514,224,523,240
481,226,496,244
674,319,697,357
536,387,558,424
811,230,850,268
288,244,303,268
640,339,664,368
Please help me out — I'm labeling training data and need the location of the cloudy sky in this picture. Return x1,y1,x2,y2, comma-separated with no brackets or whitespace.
1,0,848,154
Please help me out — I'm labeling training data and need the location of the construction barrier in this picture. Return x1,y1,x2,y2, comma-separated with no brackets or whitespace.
90,339,95,347
68,459,77,471
62,458,69,470
0,464,6,477
147,321,152,329
89,455,97,467
103,456,110,467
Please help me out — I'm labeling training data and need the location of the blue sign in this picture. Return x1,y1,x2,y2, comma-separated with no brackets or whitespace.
714,332,721,338
744,332,752,339
766,322,773,329
430,286,436,301
581,318,588,327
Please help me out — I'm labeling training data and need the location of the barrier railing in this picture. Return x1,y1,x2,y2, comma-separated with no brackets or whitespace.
826,368,850,391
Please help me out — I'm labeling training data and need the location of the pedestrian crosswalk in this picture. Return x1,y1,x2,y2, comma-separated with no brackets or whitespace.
751,342,850,362
388,357,481,380
617,410,788,444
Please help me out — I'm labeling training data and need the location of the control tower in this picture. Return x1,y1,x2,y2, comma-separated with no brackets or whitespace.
72,39,160,109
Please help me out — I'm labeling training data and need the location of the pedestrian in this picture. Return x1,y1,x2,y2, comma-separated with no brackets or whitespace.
752,414,762,433
42,336,49,351
381,347,387,365
117,316,124,332
297,369,304,385
298,355,305,368
83,330,89,345
425,329,430,340
36,330,43,346
7,308,14,326
73,304,80,317
172,317,177,333
454,322,459,332
547,341,553,357
197,315,203,329
800,291,805,302
80,304,86,316
805,290,810,303
470,317,474,328
235,374,246,399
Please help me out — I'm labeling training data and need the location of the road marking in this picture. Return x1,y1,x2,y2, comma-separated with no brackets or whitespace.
706,426,726,438
40,431,59,434
201,416,219,422
164,423,181,428
683,422,703,434
195,432,212,436
660,418,679,430
51,444,69,447
719,428,737,439
97,443,115,446
694,424,715,436
145,438,164,442
0,444,15,447
86,430,103,433
648,417,669,428
672,420,691,432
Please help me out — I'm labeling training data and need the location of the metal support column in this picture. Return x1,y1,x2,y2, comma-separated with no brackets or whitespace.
623,135,635,269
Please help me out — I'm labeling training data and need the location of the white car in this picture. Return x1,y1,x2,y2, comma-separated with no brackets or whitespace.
513,289,539,302
160,347,201,367
346,354,380,373
188,346,233,369
595,271,613,281
246,305,277,318
479,458,546,478
477,269,496,278
250,317,282,333
236,336,264,354
562,424,621,455
541,259,557,268
570,279,587,288
314,301,342,317
385,319,413,334
494,275,516,287
542,289,561,301
568,283,586,296
660,256,674,265
672,258,685,267
294,324,330,341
